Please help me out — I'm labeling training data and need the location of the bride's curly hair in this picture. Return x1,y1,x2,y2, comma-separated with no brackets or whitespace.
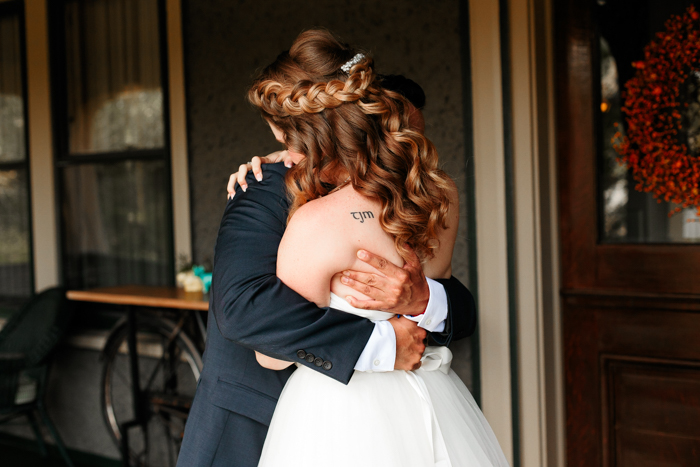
248,29,453,261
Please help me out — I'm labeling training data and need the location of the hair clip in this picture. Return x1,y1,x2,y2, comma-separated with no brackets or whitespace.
340,53,365,73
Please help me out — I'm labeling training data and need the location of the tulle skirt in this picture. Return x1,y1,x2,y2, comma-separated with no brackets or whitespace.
258,363,510,467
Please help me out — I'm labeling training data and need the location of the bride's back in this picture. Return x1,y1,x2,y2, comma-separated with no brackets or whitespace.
277,184,405,308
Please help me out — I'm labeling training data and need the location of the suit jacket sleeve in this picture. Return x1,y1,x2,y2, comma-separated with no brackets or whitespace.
211,164,375,385
429,277,477,346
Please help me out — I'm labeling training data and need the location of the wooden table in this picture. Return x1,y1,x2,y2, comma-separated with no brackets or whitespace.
67,285,208,467
66,285,209,311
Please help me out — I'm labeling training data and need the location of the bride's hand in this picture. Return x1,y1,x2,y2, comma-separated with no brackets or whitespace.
227,150,294,199
340,248,429,315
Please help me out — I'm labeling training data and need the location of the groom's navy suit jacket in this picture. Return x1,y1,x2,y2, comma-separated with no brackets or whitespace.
177,163,476,467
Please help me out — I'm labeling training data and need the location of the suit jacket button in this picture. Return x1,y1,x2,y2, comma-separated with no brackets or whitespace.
305,353,315,363
322,361,332,371
296,350,306,359
314,357,323,367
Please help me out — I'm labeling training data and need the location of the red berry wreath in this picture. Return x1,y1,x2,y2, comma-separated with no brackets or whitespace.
613,5,700,215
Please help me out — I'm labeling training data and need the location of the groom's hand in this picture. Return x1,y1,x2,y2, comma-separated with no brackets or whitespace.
390,316,426,370
341,248,429,315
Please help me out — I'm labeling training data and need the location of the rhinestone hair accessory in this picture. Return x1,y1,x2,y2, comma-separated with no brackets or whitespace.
340,53,365,73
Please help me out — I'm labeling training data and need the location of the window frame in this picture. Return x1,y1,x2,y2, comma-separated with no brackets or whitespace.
48,0,176,288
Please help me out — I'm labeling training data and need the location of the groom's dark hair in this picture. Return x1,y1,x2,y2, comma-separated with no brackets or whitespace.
379,74,426,110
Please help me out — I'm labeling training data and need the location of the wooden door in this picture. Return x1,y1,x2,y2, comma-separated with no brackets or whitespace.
555,0,700,466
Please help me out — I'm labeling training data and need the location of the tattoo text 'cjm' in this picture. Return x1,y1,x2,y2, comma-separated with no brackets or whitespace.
351,211,374,223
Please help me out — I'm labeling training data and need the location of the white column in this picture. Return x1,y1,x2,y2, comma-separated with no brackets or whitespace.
468,0,514,463
25,0,59,291
166,0,192,267
507,0,565,465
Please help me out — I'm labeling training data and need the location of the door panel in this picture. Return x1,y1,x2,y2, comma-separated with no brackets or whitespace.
608,359,700,466
563,292,700,466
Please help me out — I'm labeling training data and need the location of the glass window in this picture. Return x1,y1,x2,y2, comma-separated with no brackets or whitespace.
0,169,31,297
61,160,170,288
0,5,32,299
0,12,25,164
598,0,700,243
54,0,173,289
64,0,164,155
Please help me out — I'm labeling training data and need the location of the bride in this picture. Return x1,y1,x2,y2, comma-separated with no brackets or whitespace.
247,29,509,467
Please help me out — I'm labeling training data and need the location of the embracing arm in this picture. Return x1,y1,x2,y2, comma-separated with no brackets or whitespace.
338,178,477,346
225,155,474,343
254,201,341,370
430,277,476,345
212,166,375,384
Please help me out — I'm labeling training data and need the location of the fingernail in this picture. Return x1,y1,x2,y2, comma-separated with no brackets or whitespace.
241,185,247,192
357,250,368,259
345,296,353,303
342,271,350,276
285,161,292,168
341,276,349,284
255,173,263,182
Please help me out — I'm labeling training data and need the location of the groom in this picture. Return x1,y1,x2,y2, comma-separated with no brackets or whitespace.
177,76,476,467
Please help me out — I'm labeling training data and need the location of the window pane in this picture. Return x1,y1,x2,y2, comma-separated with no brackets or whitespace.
598,0,700,243
64,0,164,155
61,160,172,288
0,169,31,297
0,12,25,163
0,8,30,299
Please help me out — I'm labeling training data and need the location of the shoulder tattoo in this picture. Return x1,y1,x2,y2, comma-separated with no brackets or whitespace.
351,211,374,223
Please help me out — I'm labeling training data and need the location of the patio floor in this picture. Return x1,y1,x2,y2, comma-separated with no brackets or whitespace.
0,432,119,467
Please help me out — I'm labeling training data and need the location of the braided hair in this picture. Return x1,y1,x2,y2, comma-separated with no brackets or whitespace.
248,29,453,262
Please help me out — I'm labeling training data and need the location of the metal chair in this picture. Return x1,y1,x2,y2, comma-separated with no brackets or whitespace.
0,287,75,467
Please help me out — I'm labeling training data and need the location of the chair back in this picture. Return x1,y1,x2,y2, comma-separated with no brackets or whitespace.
0,287,74,368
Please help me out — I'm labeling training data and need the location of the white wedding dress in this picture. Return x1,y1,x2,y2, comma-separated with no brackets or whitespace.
257,294,510,467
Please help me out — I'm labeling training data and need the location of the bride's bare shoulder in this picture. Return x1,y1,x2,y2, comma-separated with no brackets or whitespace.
277,187,361,303
288,186,374,228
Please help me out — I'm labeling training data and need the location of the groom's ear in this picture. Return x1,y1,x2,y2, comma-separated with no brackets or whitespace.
268,121,286,144
407,104,425,133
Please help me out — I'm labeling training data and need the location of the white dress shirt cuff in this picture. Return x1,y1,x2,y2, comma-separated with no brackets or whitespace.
404,277,447,332
354,320,396,372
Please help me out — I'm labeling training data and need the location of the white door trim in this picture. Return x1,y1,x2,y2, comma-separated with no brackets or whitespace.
507,0,565,465
25,0,59,292
166,0,192,267
468,1,514,463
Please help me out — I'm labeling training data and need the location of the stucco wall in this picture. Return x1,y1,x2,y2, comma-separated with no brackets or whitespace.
183,0,474,384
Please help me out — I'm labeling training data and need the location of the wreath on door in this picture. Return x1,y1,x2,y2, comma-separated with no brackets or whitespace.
613,5,700,215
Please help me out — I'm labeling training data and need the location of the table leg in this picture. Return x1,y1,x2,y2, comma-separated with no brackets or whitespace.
121,305,144,467
195,309,207,342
